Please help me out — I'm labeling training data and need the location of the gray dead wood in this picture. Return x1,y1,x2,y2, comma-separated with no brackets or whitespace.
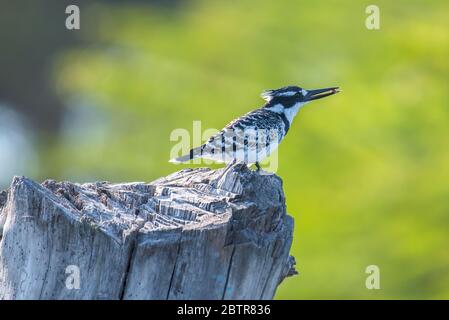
0,163,296,300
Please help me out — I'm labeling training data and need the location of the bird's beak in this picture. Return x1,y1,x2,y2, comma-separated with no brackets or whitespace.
304,87,340,101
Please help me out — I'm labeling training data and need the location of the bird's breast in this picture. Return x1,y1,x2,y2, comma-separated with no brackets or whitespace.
283,104,301,125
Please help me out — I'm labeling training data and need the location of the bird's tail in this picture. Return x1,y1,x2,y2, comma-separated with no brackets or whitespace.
169,146,202,163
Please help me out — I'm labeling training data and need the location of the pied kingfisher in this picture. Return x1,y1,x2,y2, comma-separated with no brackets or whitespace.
170,85,340,169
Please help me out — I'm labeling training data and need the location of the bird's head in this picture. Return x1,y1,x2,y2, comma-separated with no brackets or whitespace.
261,85,340,108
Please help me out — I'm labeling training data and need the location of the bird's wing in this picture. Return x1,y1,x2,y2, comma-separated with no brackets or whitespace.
201,109,283,153
171,109,284,163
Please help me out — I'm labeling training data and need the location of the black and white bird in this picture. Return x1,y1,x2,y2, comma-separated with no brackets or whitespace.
170,85,340,169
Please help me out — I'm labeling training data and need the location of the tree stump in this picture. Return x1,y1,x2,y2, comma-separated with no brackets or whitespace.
0,163,296,300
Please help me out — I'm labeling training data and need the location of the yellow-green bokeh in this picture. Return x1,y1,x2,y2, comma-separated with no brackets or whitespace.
48,0,449,299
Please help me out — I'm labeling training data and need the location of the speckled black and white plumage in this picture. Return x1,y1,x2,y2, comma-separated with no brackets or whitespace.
191,109,286,164
170,85,339,165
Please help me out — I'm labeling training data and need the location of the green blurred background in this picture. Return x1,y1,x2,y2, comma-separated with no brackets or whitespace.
1,0,448,299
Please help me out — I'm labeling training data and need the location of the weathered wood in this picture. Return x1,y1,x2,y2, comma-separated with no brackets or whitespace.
0,163,296,300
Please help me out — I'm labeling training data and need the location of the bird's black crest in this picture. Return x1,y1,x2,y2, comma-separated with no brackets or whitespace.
261,86,303,101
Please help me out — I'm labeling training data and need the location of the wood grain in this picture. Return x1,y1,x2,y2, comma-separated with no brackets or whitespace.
0,163,296,300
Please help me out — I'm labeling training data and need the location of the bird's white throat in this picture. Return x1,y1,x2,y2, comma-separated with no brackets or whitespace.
267,102,306,124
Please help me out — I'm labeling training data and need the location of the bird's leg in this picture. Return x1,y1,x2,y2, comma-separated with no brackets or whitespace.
224,158,237,172
255,162,261,172
219,159,238,181
226,158,237,169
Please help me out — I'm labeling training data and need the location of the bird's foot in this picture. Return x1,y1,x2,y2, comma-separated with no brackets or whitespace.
224,159,238,171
